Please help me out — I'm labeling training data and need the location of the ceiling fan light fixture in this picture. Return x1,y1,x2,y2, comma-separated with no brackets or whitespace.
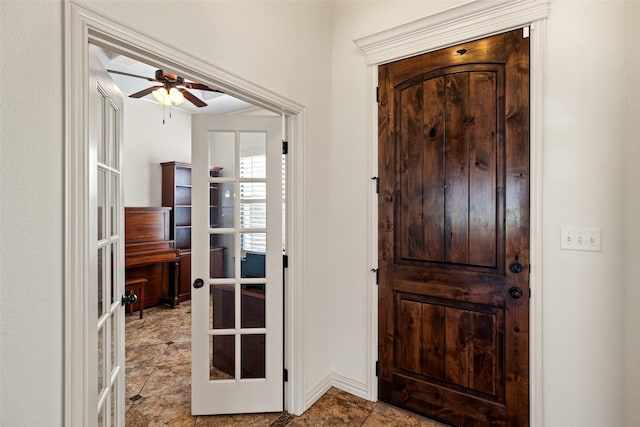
169,87,186,105
152,86,186,106
152,87,171,105
108,69,212,108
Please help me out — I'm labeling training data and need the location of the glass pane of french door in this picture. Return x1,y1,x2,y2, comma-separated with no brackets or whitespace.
90,47,125,427
192,130,283,415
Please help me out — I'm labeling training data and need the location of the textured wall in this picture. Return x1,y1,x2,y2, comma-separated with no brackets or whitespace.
0,1,64,425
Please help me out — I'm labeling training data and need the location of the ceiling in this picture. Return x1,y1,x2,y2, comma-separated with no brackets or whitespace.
93,46,272,116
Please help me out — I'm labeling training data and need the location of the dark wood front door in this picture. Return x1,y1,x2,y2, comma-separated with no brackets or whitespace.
377,29,530,427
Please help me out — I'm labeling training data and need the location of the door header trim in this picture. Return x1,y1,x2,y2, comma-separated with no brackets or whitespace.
354,0,549,65
74,4,303,116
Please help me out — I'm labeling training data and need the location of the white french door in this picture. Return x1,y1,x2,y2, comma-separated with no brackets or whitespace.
191,130,283,414
89,47,126,426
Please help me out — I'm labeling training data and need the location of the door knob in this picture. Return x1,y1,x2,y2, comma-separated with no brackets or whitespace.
121,293,138,306
508,287,523,299
193,278,205,289
509,262,524,274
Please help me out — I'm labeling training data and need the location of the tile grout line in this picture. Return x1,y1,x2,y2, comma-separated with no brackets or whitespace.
358,405,376,427
127,303,445,426
125,305,185,413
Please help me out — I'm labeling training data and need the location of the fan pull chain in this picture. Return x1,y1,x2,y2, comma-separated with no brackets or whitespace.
160,104,174,125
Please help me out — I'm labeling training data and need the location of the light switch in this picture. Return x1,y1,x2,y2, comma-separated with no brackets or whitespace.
560,227,602,252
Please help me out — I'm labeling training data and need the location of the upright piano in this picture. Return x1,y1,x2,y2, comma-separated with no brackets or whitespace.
125,207,181,307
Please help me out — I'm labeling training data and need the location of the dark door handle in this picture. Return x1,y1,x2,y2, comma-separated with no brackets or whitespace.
509,287,523,299
193,278,205,289
121,293,138,306
509,262,524,274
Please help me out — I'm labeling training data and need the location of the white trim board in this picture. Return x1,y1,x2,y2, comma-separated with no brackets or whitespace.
64,2,307,423
355,0,549,65
355,1,549,426
332,373,369,401
305,374,333,410
306,371,370,409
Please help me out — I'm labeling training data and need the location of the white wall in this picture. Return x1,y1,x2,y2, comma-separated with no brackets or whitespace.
543,2,626,425
0,1,64,426
329,0,468,393
122,97,192,207
624,1,640,426
1,0,638,425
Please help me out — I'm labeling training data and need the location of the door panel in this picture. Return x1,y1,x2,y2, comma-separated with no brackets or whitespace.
89,47,125,427
378,29,529,427
192,130,283,415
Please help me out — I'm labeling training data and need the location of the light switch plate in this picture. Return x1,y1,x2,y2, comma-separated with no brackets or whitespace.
560,227,602,252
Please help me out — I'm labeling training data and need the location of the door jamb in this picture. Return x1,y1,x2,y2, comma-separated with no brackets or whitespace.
64,3,307,424
355,1,548,425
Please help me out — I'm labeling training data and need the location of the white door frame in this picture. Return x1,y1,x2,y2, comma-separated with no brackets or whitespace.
355,0,549,425
64,3,307,425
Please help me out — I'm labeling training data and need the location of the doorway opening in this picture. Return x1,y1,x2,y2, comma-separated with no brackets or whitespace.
65,4,306,424
93,44,288,420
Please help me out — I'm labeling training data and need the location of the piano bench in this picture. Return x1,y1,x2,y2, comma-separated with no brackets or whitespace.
125,278,147,319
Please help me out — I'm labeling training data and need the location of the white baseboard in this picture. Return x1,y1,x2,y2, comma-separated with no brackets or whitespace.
304,374,333,410
304,371,372,412
331,373,369,400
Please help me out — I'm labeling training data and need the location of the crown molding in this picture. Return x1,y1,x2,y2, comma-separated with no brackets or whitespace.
354,0,549,65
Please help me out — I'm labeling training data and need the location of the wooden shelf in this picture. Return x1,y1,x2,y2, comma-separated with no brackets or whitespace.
161,161,225,302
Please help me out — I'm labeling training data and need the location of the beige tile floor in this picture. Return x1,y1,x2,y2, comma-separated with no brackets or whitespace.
125,301,447,427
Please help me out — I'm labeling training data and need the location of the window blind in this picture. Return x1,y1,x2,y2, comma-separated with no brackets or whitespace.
240,154,267,252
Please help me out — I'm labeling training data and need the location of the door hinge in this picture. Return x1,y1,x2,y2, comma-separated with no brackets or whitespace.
284,368,289,382
282,140,288,155
371,176,379,194
283,254,289,268
375,361,379,377
371,268,379,285
376,87,379,103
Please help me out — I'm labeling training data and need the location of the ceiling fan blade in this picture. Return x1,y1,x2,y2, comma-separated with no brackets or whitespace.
107,69,158,82
129,86,161,98
179,88,207,107
181,82,224,93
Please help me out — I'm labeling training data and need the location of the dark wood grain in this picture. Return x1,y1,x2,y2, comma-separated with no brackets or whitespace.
468,71,498,267
421,77,447,262
161,162,225,302
444,72,470,264
399,83,425,260
397,299,422,374
378,28,529,427
378,62,395,383
124,207,181,307
124,207,172,243
421,302,445,380
503,30,531,427
444,307,470,388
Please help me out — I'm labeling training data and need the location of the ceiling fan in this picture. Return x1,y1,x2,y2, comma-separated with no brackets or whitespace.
107,69,222,107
